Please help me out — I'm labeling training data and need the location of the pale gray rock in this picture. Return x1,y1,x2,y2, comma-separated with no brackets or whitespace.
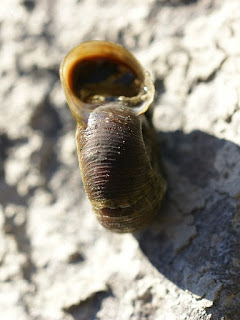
0,0,240,319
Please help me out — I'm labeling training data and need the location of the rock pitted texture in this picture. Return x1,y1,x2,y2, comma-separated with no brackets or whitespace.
1,0,240,319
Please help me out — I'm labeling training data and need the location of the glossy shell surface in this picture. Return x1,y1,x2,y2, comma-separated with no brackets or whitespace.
60,41,166,232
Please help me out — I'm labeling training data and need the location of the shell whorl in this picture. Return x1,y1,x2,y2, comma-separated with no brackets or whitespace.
60,41,166,232
76,105,166,232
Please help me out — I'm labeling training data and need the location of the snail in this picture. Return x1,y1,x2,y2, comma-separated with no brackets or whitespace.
60,41,166,233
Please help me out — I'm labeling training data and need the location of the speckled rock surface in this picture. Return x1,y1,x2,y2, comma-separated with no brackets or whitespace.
1,0,240,319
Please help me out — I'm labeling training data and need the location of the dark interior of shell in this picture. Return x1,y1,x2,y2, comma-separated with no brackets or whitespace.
68,56,142,104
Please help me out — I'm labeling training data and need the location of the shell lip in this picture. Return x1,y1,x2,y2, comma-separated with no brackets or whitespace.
60,41,155,125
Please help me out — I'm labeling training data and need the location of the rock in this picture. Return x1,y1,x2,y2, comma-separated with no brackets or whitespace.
1,0,240,319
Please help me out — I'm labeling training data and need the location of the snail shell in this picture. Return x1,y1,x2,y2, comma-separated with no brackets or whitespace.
60,41,166,233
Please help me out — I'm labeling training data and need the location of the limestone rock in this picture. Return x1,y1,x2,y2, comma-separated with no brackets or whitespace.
1,0,240,319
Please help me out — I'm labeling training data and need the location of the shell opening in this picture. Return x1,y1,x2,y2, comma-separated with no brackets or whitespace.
69,57,141,103
60,41,154,124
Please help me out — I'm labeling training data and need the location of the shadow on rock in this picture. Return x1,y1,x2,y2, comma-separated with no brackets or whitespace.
135,130,240,318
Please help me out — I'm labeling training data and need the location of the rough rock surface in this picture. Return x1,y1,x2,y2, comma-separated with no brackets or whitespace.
1,0,240,319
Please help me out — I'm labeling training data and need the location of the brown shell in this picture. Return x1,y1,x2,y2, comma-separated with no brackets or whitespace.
60,41,166,233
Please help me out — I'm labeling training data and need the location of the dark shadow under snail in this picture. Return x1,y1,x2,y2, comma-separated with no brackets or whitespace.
60,41,166,233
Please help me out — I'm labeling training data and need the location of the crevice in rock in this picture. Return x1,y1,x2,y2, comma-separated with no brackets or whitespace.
67,251,85,264
3,209,36,282
30,96,62,137
188,55,227,94
21,0,36,12
154,78,166,102
63,289,113,320
0,134,28,179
